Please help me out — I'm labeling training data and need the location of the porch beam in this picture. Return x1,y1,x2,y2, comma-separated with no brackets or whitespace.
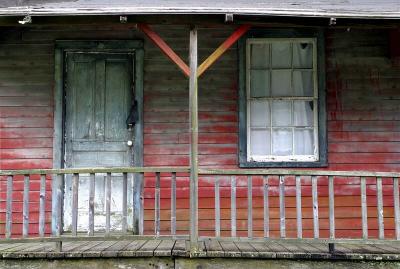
138,23,190,77
189,26,199,250
197,24,250,77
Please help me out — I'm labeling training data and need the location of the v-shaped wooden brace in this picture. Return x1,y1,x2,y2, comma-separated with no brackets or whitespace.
138,23,250,78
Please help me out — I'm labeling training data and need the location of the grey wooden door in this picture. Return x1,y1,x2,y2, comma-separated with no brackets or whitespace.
64,52,135,232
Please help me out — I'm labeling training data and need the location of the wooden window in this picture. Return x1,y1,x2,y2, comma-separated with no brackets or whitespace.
239,30,327,168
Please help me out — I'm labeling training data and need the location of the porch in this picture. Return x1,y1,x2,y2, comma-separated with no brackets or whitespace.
1,238,400,261
1,167,400,261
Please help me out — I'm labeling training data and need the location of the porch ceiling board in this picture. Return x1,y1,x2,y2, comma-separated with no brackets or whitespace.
0,0,399,19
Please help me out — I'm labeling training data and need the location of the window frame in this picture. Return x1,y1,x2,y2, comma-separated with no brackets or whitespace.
238,29,327,168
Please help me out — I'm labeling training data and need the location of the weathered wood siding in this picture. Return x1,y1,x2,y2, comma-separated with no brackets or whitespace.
0,25,399,238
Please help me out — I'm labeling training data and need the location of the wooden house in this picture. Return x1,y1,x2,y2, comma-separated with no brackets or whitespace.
0,0,400,264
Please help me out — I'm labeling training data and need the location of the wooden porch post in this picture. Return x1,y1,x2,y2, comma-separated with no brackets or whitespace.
189,26,199,252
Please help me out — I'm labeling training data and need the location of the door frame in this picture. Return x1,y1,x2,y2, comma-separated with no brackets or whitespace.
52,40,144,235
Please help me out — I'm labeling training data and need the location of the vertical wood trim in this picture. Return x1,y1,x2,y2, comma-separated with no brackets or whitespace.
248,175,253,238
377,177,385,239
88,173,95,236
71,173,79,236
215,176,220,237
263,175,269,238
279,175,286,238
238,38,247,166
133,48,144,235
295,175,302,239
155,172,161,237
122,172,128,233
22,175,30,238
189,27,199,246
361,177,368,239
6,175,13,239
52,48,64,235
231,176,237,237
56,174,64,237
328,176,335,239
394,178,400,240
39,174,46,237
105,172,112,236
171,172,177,236
312,176,319,239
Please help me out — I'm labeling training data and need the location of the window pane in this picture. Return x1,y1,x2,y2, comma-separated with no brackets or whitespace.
271,70,291,96
250,129,271,156
294,129,314,155
293,101,314,127
272,128,292,156
250,70,270,97
251,44,270,69
293,70,313,96
293,42,313,68
271,42,291,68
272,101,291,126
250,100,270,127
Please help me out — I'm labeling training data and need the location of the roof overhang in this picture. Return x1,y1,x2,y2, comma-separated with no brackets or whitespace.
0,1,399,20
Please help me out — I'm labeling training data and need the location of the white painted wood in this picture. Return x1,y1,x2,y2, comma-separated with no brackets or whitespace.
295,175,302,239
312,176,319,239
361,177,368,239
263,176,269,238
279,176,286,238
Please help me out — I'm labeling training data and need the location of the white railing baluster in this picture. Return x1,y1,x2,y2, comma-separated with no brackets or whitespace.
263,175,269,238
215,176,220,237
71,173,79,236
231,176,236,238
312,176,319,239
295,175,302,239
377,177,384,239
39,174,46,237
394,177,400,240
171,172,177,236
329,176,335,239
6,175,13,239
279,175,286,238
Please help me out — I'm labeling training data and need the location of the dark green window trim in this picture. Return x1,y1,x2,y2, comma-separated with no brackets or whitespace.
238,29,327,168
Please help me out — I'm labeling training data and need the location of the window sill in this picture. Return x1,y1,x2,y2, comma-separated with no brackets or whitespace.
239,160,328,168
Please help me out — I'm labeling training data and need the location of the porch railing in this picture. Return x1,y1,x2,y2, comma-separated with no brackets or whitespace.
0,167,190,248
1,167,400,253
198,169,400,247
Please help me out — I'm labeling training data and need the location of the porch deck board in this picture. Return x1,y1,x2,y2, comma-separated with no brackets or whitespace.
1,239,400,261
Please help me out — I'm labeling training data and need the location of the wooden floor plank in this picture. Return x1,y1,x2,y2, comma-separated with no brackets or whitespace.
0,243,25,251
64,241,104,258
101,241,132,257
233,241,258,258
249,242,276,258
204,239,224,257
1,239,400,261
82,241,117,258
136,239,161,257
375,244,400,253
172,239,188,257
154,240,176,256
118,240,148,257
265,242,290,253
219,241,241,257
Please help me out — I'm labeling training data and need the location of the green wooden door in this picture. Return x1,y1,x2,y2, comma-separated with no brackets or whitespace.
64,52,135,232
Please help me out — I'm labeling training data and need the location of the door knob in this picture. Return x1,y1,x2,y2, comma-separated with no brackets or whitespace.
127,140,133,147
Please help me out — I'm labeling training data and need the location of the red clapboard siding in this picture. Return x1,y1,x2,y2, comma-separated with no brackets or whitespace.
1,26,400,239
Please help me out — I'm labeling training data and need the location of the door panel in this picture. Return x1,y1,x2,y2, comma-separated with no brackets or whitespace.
64,52,135,232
